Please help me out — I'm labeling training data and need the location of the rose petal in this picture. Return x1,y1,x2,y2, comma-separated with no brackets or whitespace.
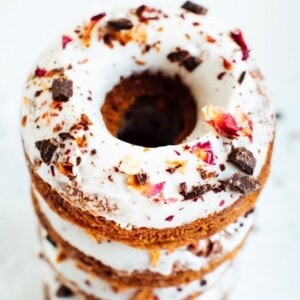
35,67,47,77
62,35,73,49
231,29,250,61
146,182,165,197
201,105,253,141
191,141,215,165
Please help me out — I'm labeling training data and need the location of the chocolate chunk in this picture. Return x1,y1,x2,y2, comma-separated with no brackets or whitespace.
35,139,58,164
228,172,261,194
52,78,73,102
181,184,212,201
179,182,188,197
135,172,148,185
46,234,57,248
58,132,74,141
200,279,207,286
182,1,208,15
244,207,255,218
56,285,74,297
228,147,256,175
167,50,190,63
238,71,246,84
107,18,134,31
182,56,202,72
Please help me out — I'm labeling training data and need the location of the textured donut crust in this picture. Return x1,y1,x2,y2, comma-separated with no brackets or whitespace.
34,192,250,288
27,140,272,250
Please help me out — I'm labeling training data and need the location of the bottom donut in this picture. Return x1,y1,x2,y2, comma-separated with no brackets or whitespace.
40,225,235,300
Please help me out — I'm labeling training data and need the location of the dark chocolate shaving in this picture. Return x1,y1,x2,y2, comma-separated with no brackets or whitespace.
167,50,201,72
238,71,246,84
228,147,256,175
183,56,202,72
56,285,74,297
107,18,134,31
182,1,208,15
244,207,255,218
167,50,190,63
35,139,58,164
46,234,57,248
180,184,212,201
58,132,74,141
179,182,188,197
228,172,261,195
52,78,73,102
135,172,148,185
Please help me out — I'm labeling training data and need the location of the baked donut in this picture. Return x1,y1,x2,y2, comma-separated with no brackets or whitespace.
33,186,253,288
22,4,275,249
21,2,275,299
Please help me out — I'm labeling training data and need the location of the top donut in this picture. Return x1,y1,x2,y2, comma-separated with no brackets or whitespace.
21,2,275,247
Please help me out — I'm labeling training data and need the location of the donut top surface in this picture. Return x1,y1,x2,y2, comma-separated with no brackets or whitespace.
21,3,275,229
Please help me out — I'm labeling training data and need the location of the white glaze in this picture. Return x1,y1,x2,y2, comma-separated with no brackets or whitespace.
35,187,253,276
22,5,275,230
40,226,235,300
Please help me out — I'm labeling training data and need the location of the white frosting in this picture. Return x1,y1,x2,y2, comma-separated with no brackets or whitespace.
41,226,235,300
22,5,275,229
35,187,253,276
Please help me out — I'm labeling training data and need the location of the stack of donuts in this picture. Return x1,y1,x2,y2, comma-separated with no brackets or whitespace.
21,2,275,299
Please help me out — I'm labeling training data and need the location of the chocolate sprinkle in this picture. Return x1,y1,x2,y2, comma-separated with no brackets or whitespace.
135,172,148,185
52,78,73,102
238,71,246,84
35,139,58,164
228,172,261,195
107,18,134,31
56,285,74,297
228,147,256,175
182,1,208,15
183,56,202,72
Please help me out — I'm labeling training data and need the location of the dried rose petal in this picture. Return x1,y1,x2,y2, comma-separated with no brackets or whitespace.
146,182,165,197
201,105,253,141
231,29,250,61
165,215,174,222
201,105,241,139
191,141,215,165
222,57,232,70
35,67,47,77
62,35,73,49
91,12,106,22
83,13,106,47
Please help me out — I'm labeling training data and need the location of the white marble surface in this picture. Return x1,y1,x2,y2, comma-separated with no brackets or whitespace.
0,0,299,299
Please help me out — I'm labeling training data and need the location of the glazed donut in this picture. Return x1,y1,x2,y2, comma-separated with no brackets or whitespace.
22,4,275,248
33,186,253,287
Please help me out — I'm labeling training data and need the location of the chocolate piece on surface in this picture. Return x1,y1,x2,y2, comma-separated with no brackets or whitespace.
108,18,134,31
228,147,256,175
35,139,58,164
52,78,73,102
228,172,261,194
135,172,148,185
182,1,208,15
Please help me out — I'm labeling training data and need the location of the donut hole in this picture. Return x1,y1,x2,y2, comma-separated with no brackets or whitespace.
101,72,197,148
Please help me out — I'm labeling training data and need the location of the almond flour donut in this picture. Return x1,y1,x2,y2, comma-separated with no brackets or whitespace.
33,186,253,288
21,4,275,249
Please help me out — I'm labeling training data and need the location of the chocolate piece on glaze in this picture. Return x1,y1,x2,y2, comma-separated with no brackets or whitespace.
228,147,256,175
167,50,190,63
135,172,148,185
56,285,74,297
52,78,73,102
181,184,212,201
238,71,246,84
182,1,208,15
183,56,202,72
107,18,134,31
35,139,58,164
228,172,261,194
46,234,57,248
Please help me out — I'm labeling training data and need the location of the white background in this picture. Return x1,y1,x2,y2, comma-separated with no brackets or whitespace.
0,0,299,299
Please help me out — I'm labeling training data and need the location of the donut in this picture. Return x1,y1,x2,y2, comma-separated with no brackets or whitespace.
21,2,275,300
